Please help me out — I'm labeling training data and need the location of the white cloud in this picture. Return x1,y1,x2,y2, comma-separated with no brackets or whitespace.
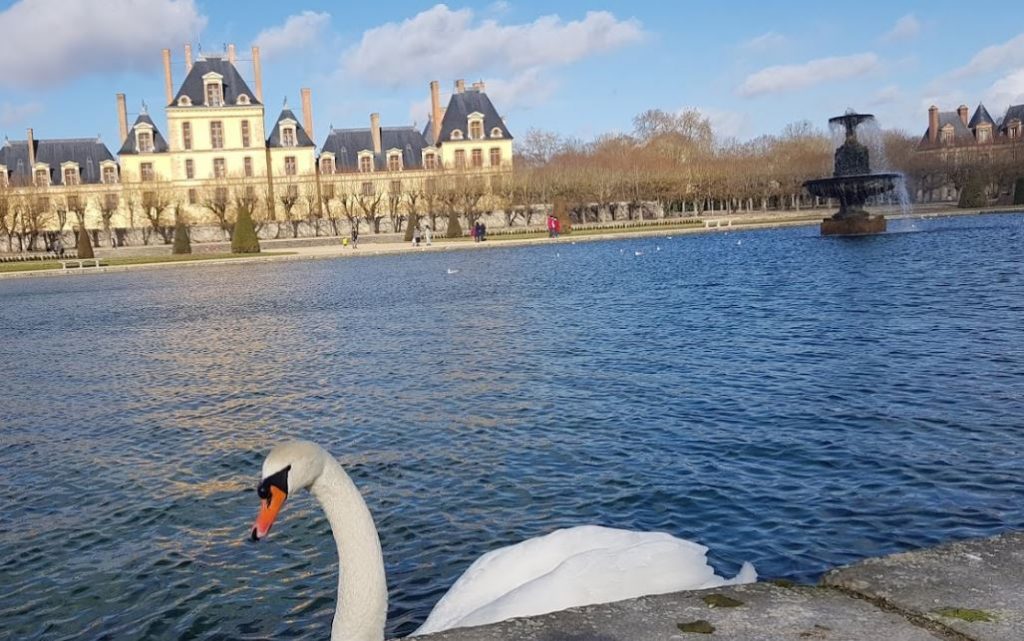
870,85,902,105
687,107,748,140
952,32,1024,78
253,11,331,59
344,4,645,87
0,101,43,126
738,53,881,97
984,69,1024,110
881,14,920,43
0,0,206,89
740,32,788,53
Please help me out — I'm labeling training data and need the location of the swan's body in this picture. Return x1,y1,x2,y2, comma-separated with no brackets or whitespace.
251,441,756,640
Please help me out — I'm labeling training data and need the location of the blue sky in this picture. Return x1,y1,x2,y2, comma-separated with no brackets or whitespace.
2,0,1023,148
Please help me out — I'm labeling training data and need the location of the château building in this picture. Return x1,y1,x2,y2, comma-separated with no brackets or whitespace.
0,43,513,247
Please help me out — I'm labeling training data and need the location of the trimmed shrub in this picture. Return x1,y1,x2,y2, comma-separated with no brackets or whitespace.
445,213,462,238
172,221,192,254
958,175,986,209
76,226,94,259
1013,178,1024,206
232,209,261,253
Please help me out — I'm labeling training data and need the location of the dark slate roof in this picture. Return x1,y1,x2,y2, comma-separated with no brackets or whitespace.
920,111,975,146
437,89,512,143
0,137,115,185
172,56,261,107
118,114,170,155
320,126,429,171
267,108,315,148
968,104,996,129
1001,104,1024,132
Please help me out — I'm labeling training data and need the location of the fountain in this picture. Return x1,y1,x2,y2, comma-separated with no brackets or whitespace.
804,111,898,236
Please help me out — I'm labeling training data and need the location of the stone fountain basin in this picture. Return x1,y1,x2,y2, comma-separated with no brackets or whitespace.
804,173,901,202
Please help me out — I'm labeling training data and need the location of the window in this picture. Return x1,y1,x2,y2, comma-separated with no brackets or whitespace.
424,153,437,170
241,120,251,147
185,159,195,179
359,155,373,173
322,183,335,199
388,153,402,172
246,185,257,200
237,94,250,105
205,82,223,106
177,95,191,107
361,181,374,196
67,195,80,210
1010,121,1022,139
102,165,117,184
63,167,80,186
320,157,335,174
35,168,49,186
140,163,154,182
210,121,224,149
188,188,197,205
471,149,483,168
244,157,253,177
469,120,483,140
451,129,464,140
454,149,466,168
287,184,299,198
36,196,49,211
491,127,503,138
425,178,437,192
104,193,119,210
182,122,192,150
490,147,502,167
285,156,297,176
282,126,296,147
390,180,402,194
215,187,228,206
137,131,153,153
978,127,992,144
940,127,954,145
213,158,226,178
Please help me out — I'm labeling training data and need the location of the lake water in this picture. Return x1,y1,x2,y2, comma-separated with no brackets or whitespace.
2,213,1023,640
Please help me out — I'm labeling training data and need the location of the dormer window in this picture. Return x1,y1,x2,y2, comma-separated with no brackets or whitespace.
237,94,250,106
320,155,335,174
34,167,50,187
1009,120,1022,139
469,119,483,140
977,125,992,144
359,153,373,173
62,164,80,186
281,125,296,147
491,127,503,138
101,162,118,184
0,165,7,187
387,152,402,172
940,126,954,145
203,73,225,107
424,152,437,170
136,129,154,153
177,95,192,107
451,129,464,140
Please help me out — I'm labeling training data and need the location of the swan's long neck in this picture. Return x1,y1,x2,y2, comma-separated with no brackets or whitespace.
311,455,388,641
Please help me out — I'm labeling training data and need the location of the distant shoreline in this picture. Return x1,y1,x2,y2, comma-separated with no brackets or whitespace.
2,205,1020,281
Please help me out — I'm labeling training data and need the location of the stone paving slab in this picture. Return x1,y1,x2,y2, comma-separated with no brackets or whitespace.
406,583,943,641
823,531,1024,641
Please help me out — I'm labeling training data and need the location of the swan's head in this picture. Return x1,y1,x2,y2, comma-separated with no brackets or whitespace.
250,440,326,542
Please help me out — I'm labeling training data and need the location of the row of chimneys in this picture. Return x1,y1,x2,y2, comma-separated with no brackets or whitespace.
927,104,971,143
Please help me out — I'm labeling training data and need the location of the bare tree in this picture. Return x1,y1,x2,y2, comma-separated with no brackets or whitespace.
356,181,385,233
201,180,234,240
278,180,302,238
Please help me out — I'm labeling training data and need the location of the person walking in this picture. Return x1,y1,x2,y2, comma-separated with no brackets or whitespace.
547,214,555,239
479,221,487,241
52,236,65,258
553,216,561,238
413,227,422,247
424,225,432,246
471,222,480,242
350,226,359,249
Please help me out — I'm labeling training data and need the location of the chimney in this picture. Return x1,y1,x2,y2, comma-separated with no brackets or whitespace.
430,80,442,142
370,113,382,154
184,44,193,71
300,88,314,142
228,43,237,65
928,105,939,143
26,128,35,168
455,79,465,93
116,93,129,144
251,46,263,102
958,104,969,127
162,48,174,104
471,80,486,92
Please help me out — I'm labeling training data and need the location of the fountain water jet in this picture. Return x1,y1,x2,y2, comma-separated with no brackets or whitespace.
804,111,899,236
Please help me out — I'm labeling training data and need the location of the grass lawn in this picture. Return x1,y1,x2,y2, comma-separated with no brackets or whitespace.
0,252,295,274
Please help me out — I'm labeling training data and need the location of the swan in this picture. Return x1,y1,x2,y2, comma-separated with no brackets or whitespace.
250,440,756,640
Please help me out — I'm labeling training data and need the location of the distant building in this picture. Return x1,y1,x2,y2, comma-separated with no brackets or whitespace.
917,103,1024,154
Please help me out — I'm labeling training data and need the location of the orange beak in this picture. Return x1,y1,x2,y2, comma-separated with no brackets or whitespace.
251,485,287,541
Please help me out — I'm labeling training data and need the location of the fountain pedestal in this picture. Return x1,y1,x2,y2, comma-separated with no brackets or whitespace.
820,215,886,236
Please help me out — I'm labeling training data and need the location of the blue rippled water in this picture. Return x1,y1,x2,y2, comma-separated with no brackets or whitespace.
2,213,1023,640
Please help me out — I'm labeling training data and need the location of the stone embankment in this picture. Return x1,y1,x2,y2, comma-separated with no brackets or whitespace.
407,531,1023,641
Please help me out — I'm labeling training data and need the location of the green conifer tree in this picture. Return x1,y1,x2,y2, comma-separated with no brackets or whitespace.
232,208,261,253
172,220,191,254
1013,178,1024,206
958,175,986,209
76,226,94,259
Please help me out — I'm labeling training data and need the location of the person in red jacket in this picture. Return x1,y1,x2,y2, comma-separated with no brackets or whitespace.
547,214,556,238
553,216,561,238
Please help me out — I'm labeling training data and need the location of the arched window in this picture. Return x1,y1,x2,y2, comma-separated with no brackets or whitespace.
237,94,250,105
491,127,503,138
451,129,463,140
177,95,192,107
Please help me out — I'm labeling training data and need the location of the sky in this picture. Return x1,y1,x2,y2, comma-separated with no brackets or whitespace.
2,0,1024,149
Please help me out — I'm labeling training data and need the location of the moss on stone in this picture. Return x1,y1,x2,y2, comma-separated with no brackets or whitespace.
702,594,744,608
771,579,796,588
677,620,715,634
933,607,995,623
